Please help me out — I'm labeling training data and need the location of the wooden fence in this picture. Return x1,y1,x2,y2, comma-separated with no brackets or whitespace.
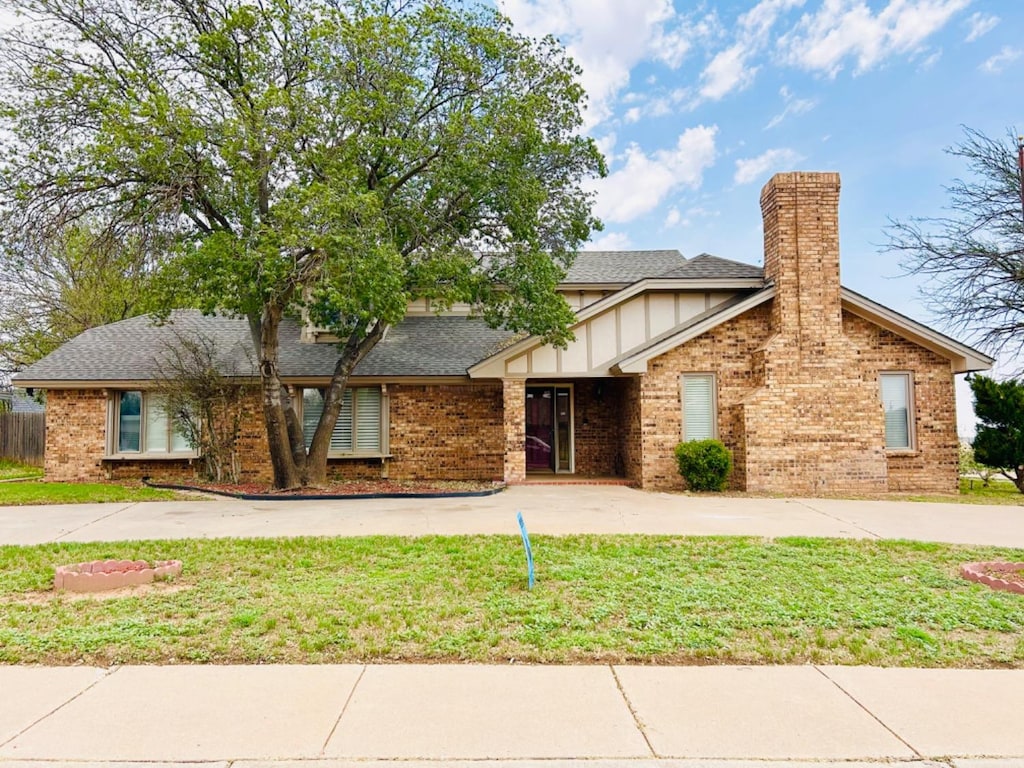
0,412,45,466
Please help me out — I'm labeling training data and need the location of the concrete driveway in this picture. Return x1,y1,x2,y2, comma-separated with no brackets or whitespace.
0,484,1021,546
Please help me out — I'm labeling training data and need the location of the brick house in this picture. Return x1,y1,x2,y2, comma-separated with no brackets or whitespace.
14,172,993,493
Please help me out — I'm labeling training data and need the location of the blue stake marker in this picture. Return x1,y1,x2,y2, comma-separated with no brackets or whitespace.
517,511,535,590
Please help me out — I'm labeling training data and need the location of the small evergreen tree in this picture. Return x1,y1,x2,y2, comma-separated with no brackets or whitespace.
970,375,1024,493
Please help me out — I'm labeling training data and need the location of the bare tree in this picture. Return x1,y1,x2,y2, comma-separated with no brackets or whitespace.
886,127,1024,363
0,221,157,377
156,332,255,484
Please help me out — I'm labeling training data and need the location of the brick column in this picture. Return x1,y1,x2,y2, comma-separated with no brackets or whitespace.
502,378,526,483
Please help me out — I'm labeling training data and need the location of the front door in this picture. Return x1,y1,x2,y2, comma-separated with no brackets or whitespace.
526,386,573,472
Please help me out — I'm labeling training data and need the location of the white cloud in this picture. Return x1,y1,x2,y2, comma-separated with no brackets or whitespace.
778,0,971,77
734,148,804,185
764,85,817,129
964,12,998,42
980,46,1022,74
699,43,759,101
918,48,942,70
663,207,682,228
624,107,642,124
589,125,718,224
739,0,807,38
588,231,633,250
593,132,617,159
500,0,710,128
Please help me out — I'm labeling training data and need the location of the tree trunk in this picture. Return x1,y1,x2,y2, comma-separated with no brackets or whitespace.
305,321,388,486
250,307,304,489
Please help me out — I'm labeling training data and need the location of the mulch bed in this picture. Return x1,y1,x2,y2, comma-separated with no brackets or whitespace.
146,478,505,500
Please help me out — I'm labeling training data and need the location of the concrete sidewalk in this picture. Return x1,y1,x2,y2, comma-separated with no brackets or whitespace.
0,663,1021,766
2,484,1023,546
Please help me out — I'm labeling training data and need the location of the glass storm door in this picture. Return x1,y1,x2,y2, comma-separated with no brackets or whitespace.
526,386,572,472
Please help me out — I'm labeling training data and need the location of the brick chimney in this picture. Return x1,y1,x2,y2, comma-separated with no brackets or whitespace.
742,170,888,494
759,172,843,360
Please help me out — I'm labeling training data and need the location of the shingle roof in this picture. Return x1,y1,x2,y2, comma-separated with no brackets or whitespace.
657,253,763,280
14,311,516,383
0,388,45,412
563,250,687,283
561,250,762,283
12,251,768,385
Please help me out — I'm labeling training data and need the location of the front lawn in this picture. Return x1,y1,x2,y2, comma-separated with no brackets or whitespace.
0,459,44,481
958,477,1022,503
0,481,183,505
1,535,1021,667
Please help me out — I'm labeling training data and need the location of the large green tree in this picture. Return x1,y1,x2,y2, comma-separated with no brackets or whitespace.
886,127,1023,360
970,375,1024,493
0,0,605,488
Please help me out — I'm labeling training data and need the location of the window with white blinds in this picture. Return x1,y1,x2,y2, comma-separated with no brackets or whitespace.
880,373,913,450
112,391,194,456
681,374,717,441
302,387,383,454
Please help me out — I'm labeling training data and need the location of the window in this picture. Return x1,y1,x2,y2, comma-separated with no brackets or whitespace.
880,373,913,450
112,392,192,455
302,386,383,454
681,374,717,441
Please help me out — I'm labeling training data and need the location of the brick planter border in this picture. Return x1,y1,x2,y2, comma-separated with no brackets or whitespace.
959,561,1024,595
54,559,183,593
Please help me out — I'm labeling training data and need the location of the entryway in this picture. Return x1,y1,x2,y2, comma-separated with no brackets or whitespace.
525,385,573,473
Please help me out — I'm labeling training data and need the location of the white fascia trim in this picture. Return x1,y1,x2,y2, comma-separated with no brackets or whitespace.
612,286,776,374
840,288,994,373
467,277,765,378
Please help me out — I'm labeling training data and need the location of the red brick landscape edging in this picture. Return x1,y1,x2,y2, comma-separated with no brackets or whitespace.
54,559,183,593
959,562,1024,595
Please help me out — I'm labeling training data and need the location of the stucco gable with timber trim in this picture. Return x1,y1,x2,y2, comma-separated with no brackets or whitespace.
468,280,763,379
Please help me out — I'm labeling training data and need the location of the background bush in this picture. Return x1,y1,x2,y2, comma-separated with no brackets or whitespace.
674,439,733,491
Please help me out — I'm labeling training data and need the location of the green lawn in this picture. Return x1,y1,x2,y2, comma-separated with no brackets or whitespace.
958,477,1022,503
0,481,182,505
1,535,1021,667
0,459,44,481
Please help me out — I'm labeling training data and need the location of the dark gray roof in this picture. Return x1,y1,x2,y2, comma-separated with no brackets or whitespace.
657,253,763,279
562,250,761,283
14,311,515,383
0,388,45,412
563,250,687,283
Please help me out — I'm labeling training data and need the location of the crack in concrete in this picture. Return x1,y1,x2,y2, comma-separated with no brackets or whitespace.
319,664,367,757
794,498,883,539
610,665,657,759
0,665,120,751
814,664,922,760
50,503,138,543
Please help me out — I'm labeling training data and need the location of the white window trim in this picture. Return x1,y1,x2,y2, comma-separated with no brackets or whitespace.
300,385,390,458
880,371,916,453
105,391,198,460
680,373,718,442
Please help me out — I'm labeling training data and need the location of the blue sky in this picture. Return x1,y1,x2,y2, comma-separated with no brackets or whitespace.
500,0,1023,435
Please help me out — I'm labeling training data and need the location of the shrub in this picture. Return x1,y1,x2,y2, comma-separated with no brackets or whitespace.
674,439,733,491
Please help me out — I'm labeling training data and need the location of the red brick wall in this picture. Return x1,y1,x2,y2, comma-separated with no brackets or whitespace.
843,313,958,493
45,383,508,485
389,382,505,481
46,390,113,482
639,304,773,490
620,376,643,485
573,379,626,477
